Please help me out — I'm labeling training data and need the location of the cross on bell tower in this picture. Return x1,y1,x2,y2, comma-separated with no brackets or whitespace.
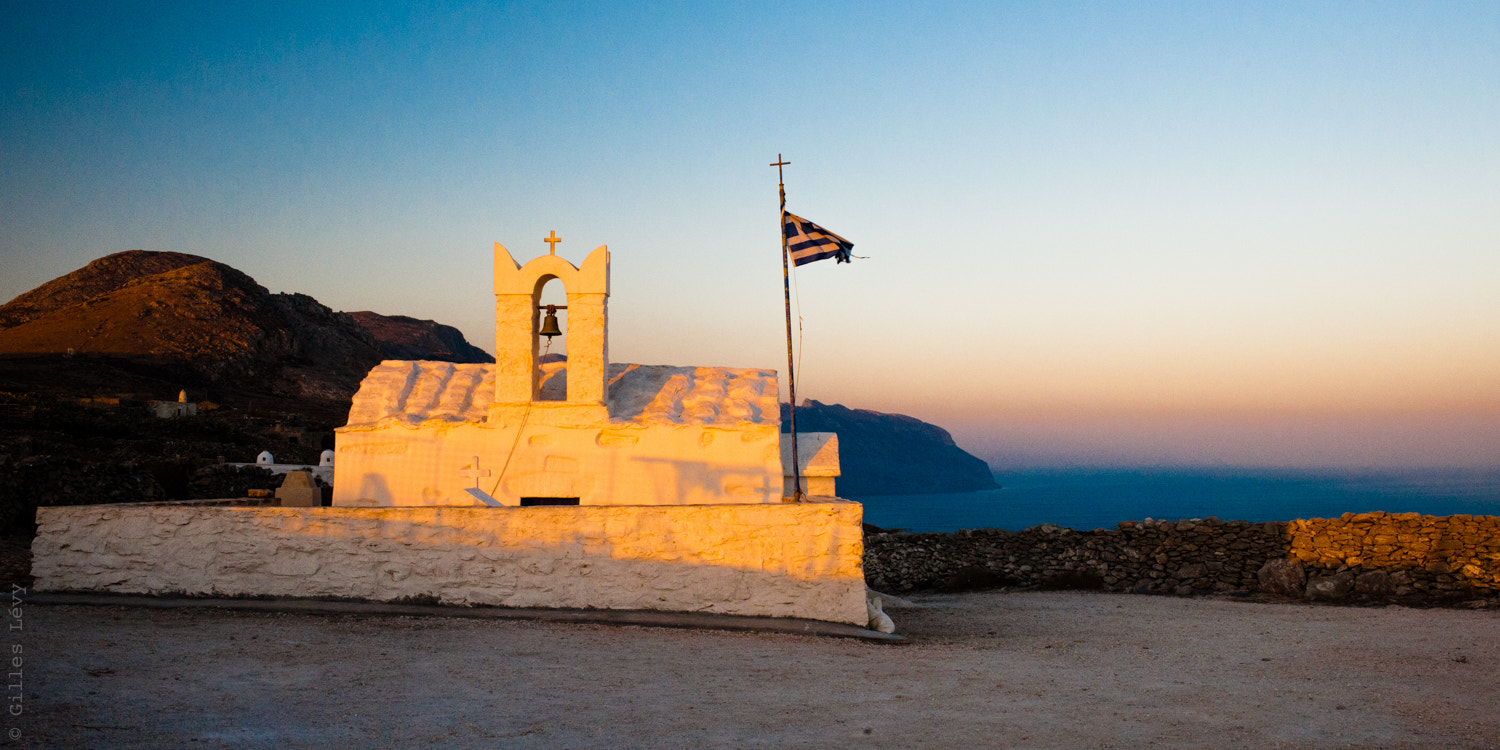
544,231,561,255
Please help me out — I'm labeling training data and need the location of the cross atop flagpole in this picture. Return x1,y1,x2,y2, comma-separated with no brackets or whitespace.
770,153,802,501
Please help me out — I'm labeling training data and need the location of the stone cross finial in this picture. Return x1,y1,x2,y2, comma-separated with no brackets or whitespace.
459,456,492,489
544,230,561,255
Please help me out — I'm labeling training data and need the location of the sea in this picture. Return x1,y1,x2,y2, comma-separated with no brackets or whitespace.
856,467,1500,533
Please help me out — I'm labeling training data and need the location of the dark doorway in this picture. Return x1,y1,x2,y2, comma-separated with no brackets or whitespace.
519,497,581,507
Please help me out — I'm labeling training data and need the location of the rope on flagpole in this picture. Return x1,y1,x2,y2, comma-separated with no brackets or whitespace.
790,243,805,392
794,277,804,398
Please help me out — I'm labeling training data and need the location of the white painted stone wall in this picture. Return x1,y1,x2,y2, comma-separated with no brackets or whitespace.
336,420,782,507
32,500,869,625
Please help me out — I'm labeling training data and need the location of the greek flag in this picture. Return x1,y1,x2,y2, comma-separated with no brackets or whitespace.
784,212,854,266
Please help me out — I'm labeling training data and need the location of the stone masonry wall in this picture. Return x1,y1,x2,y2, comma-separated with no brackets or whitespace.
1286,512,1500,598
866,512,1500,603
866,519,1284,596
33,500,869,625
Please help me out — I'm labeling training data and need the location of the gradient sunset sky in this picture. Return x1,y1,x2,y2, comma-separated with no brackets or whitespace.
3,2,1497,468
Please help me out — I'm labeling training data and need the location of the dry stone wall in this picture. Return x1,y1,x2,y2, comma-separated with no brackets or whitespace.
865,512,1500,604
0,455,166,534
866,519,1284,596
1287,512,1500,598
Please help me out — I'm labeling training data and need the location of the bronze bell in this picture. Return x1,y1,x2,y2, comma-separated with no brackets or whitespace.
538,305,563,338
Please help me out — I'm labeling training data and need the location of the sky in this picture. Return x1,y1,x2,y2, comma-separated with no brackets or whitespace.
2,1,1498,469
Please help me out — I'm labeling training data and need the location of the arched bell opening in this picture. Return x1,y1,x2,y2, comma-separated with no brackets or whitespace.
534,276,568,401
491,241,609,410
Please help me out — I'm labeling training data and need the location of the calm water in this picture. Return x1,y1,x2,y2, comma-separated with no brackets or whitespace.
856,468,1500,533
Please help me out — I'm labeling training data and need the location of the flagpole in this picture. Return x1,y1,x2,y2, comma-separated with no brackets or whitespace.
772,154,802,501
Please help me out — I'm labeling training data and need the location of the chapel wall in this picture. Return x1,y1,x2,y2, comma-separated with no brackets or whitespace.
32,500,868,624
332,420,782,506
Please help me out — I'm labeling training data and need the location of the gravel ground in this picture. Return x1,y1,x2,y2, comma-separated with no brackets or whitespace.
11,592,1498,749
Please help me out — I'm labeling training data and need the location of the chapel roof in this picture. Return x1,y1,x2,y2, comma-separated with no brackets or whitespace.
342,360,779,428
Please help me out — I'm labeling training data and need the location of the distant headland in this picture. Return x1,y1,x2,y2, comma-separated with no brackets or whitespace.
782,399,998,496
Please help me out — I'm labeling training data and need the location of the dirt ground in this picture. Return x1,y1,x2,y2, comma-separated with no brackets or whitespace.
10,592,1498,749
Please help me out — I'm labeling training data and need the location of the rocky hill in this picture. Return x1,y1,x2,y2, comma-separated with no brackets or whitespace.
347,311,492,364
0,251,490,409
0,250,211,330
783,399,998,496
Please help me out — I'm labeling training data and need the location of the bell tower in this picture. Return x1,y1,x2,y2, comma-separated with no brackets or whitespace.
491,236,610,423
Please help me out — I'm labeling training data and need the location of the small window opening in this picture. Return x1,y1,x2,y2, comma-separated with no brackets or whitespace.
520,497,581,507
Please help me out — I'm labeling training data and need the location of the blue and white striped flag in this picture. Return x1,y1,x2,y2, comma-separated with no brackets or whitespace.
783,212,854,266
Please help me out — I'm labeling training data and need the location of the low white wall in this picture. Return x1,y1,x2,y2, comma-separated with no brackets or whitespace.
32,500,868,625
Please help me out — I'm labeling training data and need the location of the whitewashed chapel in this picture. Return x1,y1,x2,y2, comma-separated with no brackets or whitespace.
333,238,839,508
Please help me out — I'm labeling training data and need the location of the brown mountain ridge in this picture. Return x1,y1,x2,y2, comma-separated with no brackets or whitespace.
0,251,492,407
